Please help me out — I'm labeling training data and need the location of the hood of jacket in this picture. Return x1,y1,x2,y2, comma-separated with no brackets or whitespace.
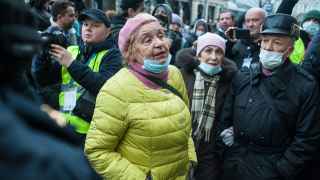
192,19,209,34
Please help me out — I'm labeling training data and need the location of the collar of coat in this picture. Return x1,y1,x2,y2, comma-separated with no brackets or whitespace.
250,60,294,92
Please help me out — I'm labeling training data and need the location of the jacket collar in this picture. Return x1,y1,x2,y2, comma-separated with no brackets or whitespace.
256,60,293,92
80,35,115,58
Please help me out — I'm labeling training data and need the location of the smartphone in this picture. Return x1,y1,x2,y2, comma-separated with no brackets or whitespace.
229,28,251,39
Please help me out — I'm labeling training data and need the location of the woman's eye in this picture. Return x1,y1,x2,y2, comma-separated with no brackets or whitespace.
143,38,152,44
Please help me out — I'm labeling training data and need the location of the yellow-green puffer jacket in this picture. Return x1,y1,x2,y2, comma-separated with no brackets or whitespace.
85,65,197,180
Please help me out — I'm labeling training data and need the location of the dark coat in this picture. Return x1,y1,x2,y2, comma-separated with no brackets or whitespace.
0,89,100,180
176,48,237,180
230,39,260,69
302,32,320,81
219,61,320,180
32,35,122,122
110,14,126,46
301,31,320,180
215,29,235,60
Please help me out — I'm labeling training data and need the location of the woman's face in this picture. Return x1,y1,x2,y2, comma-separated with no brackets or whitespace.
128,21,170,64
198,45,224,66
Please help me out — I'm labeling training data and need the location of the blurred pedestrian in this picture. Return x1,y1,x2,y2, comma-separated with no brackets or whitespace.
110,0,144,45
228,7,266,68
169,13,184,64
85,13,197,180
301,10,320,38
46,0,78,45
0,0,101,179
184,19,210,48
215,10,236,59
29,0,53,31
32,8,122,138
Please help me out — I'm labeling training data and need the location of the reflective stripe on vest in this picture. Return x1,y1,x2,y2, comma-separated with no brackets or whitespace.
59,45,108,134
290,37,305,64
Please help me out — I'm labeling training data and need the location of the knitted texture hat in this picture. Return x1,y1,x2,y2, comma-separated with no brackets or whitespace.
118,13,157,55
196,32,226,56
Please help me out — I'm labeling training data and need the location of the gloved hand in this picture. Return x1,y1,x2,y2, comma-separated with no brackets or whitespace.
220,126,234,147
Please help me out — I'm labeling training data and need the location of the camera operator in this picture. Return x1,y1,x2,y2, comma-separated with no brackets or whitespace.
0,0,101,179
46,0,78,46
226,7,266,69
32,8,122,138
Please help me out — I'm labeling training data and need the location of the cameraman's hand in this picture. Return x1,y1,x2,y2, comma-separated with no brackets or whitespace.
225,27,238,42
50,44,74,67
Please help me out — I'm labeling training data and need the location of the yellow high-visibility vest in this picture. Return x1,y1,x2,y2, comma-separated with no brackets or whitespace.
59,45,107,134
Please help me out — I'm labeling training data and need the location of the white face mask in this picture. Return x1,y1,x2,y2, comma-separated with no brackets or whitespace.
303,21,320,36
195,30,204,37
259,49,285,70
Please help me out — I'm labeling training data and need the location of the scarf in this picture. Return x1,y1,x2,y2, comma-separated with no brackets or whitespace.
191,70,220,143
128,62,168,89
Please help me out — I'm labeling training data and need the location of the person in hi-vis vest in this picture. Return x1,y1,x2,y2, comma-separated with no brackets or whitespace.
32,8,122,138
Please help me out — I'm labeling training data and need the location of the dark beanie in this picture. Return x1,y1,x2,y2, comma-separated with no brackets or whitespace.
120,0,143,11
302,10,320,23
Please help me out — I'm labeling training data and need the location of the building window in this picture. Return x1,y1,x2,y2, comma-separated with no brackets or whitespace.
208,6,216,24
198,4,203,19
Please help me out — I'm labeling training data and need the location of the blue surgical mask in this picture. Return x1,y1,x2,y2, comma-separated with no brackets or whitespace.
259,49,284,70
196,30,204,37
303,21,320,37
198,63,222,76
143,54,172,74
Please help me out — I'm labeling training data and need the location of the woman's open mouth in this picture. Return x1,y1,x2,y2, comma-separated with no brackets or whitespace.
153,51,167,60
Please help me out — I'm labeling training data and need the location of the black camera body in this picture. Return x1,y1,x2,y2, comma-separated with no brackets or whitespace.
40,31,68,61
41,31,68,49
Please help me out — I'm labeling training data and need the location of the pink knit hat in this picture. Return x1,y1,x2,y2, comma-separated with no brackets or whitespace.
196,32,226,56
118,13,158,55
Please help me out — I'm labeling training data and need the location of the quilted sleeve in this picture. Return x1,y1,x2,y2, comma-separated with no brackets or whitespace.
85,80,146,180
169,66,197,163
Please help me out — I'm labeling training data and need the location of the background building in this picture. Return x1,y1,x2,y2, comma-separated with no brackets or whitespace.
24,0,320,25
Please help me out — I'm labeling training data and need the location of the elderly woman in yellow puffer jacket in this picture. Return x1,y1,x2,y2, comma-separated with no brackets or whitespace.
85,13,197,180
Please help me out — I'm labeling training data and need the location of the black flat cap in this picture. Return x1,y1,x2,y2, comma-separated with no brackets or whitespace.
260,13,300,39
79,8,110,27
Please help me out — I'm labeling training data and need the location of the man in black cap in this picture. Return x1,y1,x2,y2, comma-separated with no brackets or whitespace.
32,8,122,139
110,0,144,45
218,14,320,180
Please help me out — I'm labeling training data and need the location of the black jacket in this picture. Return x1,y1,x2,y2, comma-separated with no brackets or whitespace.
0,89,100,180
215,29,235,60
219,62,320,180
302,32,320,81
110,14,126,46
230,39,260,69
32,35,122,119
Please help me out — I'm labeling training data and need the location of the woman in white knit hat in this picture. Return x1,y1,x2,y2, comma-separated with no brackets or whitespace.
177,32,237,180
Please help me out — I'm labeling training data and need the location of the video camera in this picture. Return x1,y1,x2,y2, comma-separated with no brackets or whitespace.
40,31,68,61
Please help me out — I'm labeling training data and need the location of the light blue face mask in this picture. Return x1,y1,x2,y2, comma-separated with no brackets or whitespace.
143,54,172,74
259,49,284,70
303,21,320,37
198,62,222,76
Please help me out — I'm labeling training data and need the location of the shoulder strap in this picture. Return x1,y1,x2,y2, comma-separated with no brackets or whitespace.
144,75,183,100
